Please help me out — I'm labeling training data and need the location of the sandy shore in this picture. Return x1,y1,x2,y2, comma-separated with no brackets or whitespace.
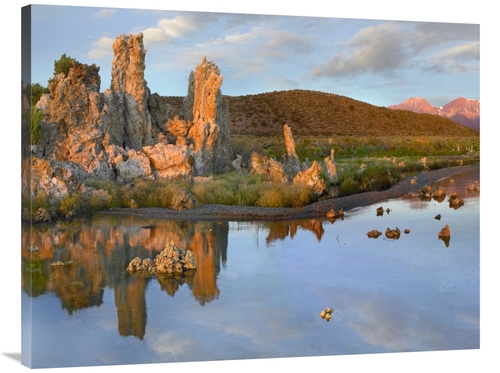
104,164,479,221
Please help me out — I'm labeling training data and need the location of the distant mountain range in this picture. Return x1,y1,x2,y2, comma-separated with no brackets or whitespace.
388,97,480,132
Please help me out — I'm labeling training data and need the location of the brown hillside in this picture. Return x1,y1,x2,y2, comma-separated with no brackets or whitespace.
162,90,479,138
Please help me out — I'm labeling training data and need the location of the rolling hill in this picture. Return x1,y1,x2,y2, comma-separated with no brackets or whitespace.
163,89,479,138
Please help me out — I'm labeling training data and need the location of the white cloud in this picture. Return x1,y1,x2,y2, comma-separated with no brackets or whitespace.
142,26,172,45
442,41,479,60
88,37,115,59
148,331,195,357
93,9,116,18
412,22,479,53
312,22,407,78
424,41,480,73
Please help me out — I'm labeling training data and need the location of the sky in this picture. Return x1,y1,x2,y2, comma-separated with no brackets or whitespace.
27,3,480,108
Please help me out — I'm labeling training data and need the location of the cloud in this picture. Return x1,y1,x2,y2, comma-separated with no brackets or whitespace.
312,21,480,80
411,22,479,52
148,331,195,357
441,41,480,60
312,22,407,78
424,41,480,73
93,9,116,18
88,37,115,59
257,29,313,60
142,13,222,46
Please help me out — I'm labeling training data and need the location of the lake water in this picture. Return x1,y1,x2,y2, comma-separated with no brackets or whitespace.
21,168,480,368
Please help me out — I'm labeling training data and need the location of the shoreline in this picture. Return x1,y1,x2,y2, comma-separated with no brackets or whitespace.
103,164,479,221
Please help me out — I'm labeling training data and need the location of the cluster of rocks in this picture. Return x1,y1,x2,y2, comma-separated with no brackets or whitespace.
319,307,334,322
385,227,402,240
127,242,197,275
245,124,337,197
376,206,392,216
23,33,232,212
467,182,480,192
419,186,447,202
23,32,341,218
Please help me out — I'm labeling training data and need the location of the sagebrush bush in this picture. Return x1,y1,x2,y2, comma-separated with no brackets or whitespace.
256,183,314,208
58,194,81,216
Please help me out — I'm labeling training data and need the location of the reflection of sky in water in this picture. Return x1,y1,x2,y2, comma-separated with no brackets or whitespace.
24,169,479,368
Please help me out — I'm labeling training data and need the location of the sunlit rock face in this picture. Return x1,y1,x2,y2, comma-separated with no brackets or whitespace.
249,152,289,183
293,161,326,197
24,34,236,212
281,124,304,176
183,57,232,176
45,62,114,179
142,143,194,179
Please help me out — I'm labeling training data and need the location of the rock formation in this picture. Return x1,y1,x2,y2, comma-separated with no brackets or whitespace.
438,224,451,247
448,192,464,209
182,57,232,175
367,230,383,238
142,143,193,179
249,152,289,183
127,242,197,275
385,227,401,240
23,33,233,214
106,33,153,149
324,149,338,184
281,124,303,175
292,161,326,197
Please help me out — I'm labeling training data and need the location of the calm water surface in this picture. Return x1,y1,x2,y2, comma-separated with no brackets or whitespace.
22,169,480,368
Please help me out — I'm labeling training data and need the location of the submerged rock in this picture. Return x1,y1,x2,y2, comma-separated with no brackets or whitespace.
438,224,451,238
367,230,383,239
448,192,464,209
385,227,401,240
438,224,451,247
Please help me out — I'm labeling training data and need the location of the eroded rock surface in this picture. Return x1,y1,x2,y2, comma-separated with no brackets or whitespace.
184,57,232,175
249,152,289,183
127,242,197,275
107,33,153,150
24,34,233,213
292,161,326,197
281,124,303,176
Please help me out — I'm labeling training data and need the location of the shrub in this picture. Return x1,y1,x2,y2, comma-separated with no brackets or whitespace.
256,183,314,208
53,53,77,78
58,194,81,216
30,106,44,144
31,83,49,105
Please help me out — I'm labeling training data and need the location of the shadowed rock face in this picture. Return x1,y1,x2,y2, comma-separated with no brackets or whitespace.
106,32,153,150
